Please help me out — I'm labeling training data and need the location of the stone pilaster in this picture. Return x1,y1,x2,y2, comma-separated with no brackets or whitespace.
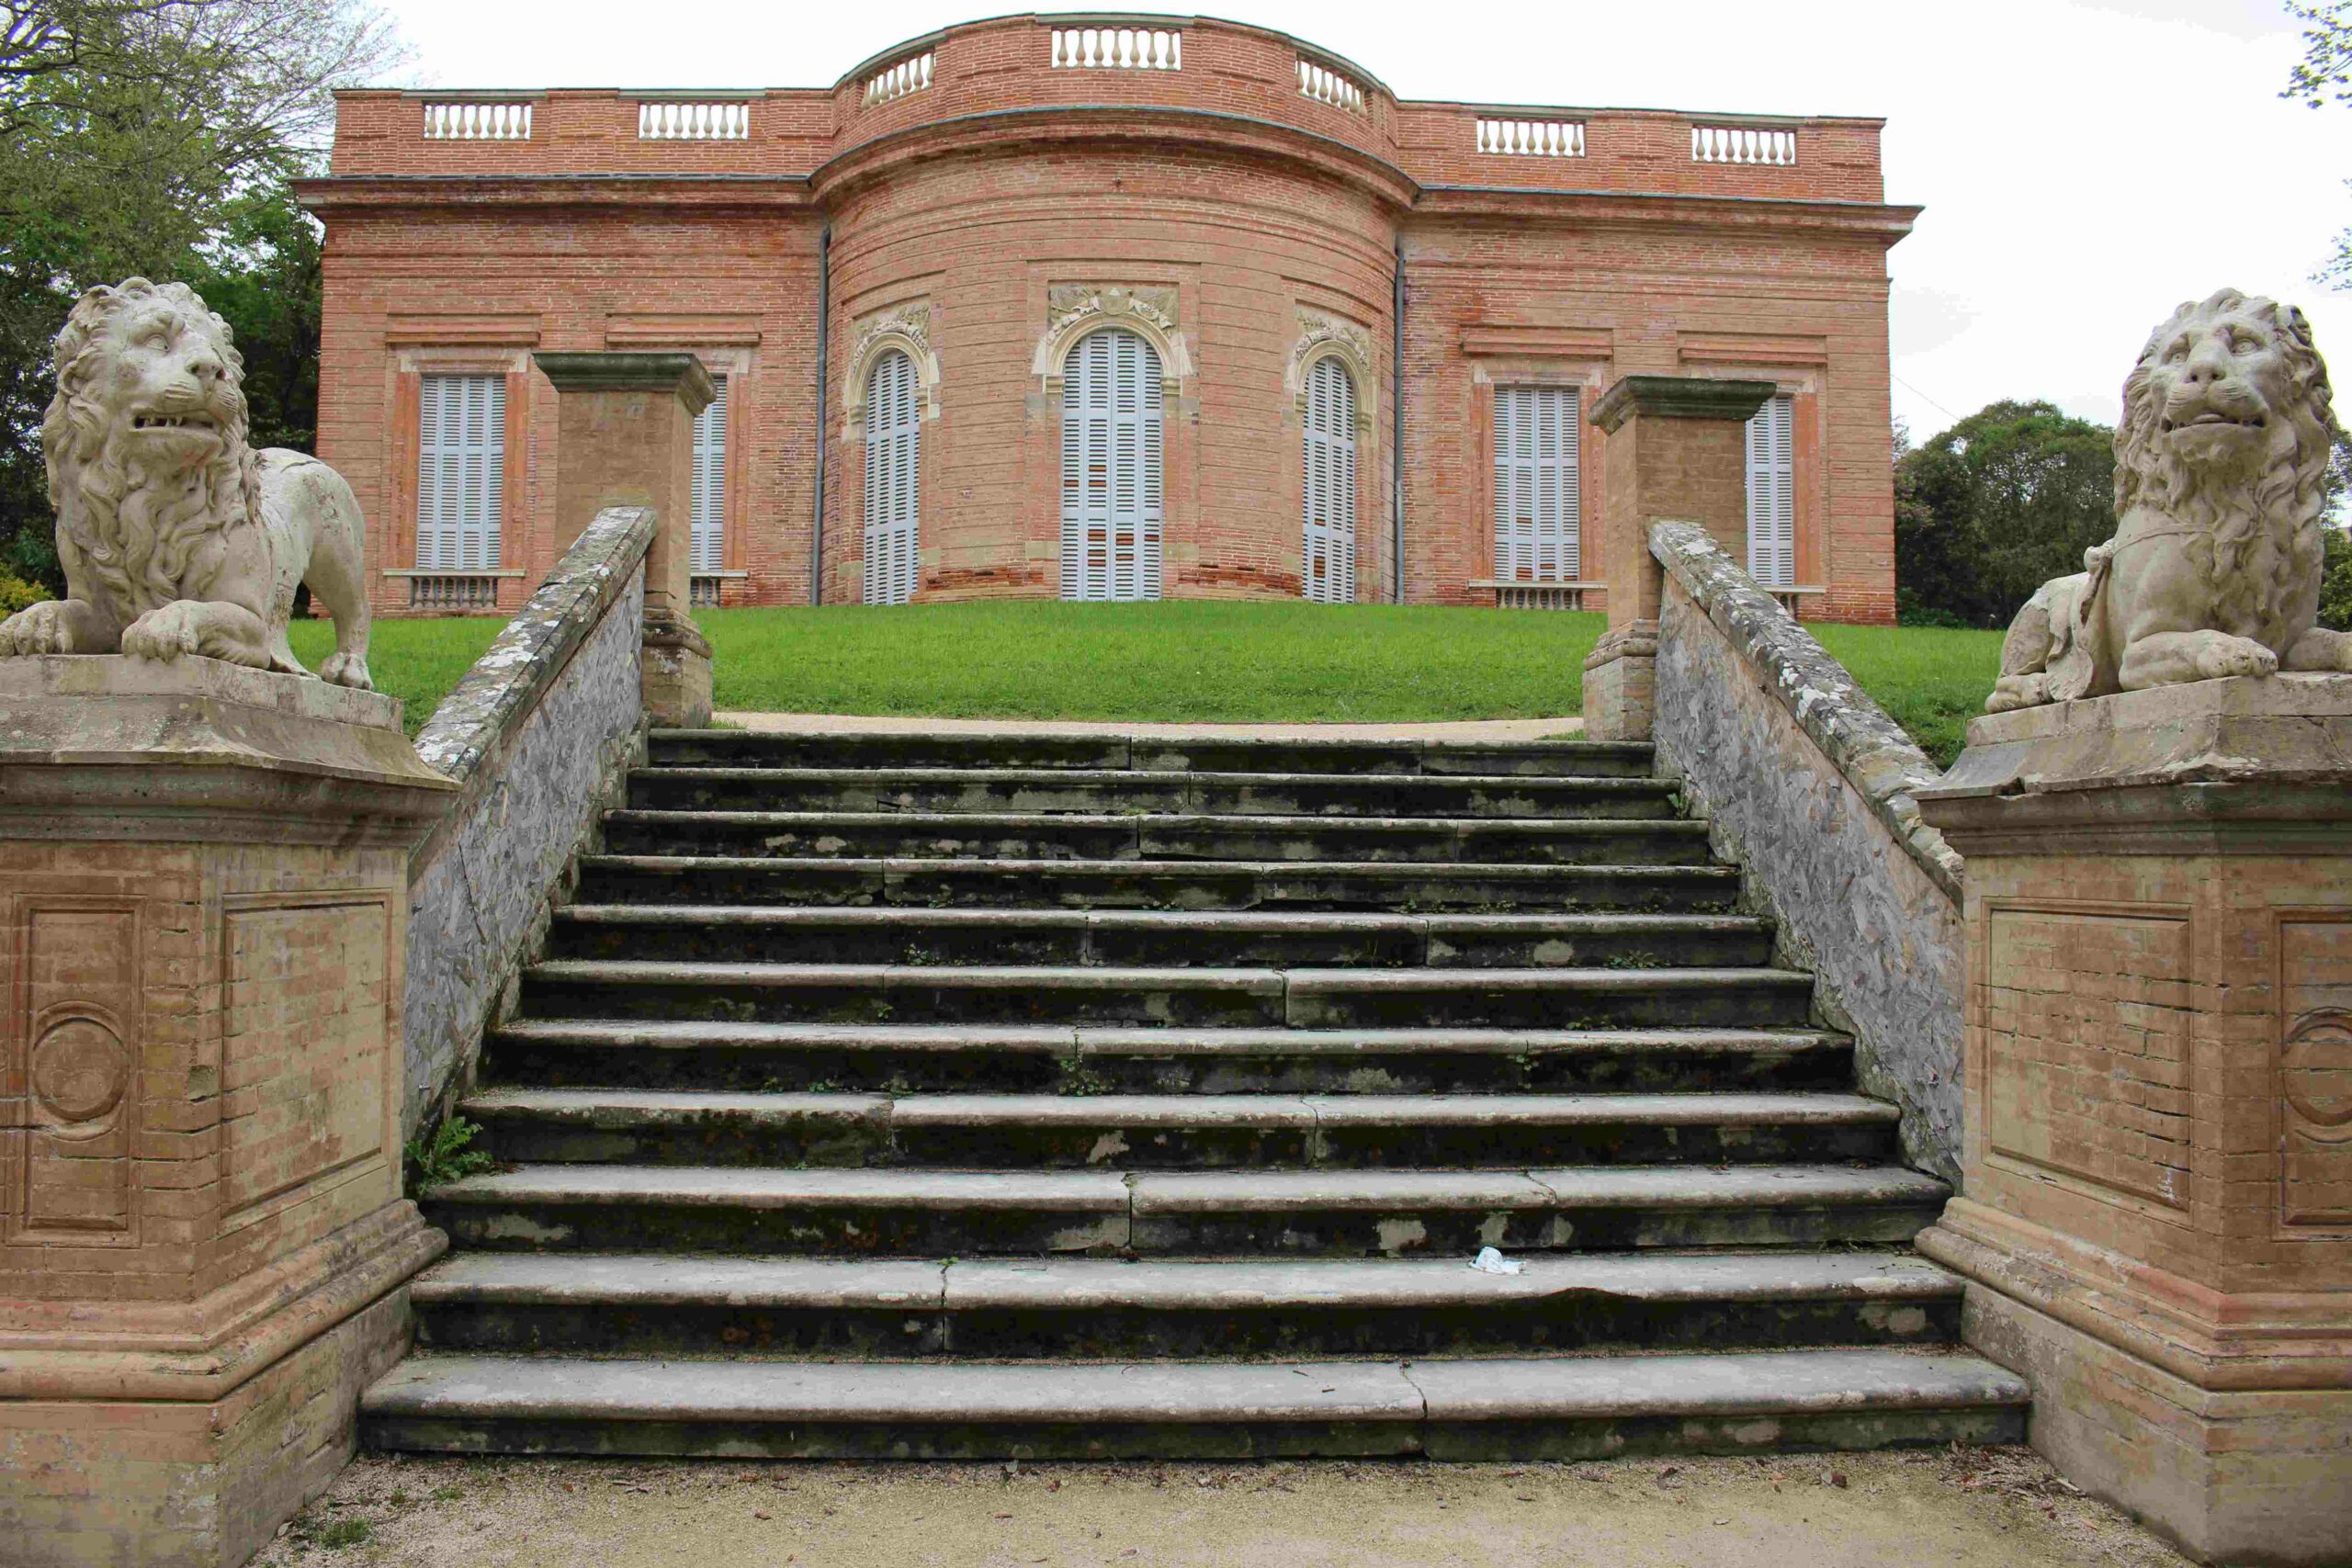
535,352,716,728
0,655,455,1567
1583,376,1775,740
1915,673,2352,1566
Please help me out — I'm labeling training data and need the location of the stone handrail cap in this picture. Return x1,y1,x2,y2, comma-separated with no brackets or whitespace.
1591,375,1778,434
534,351,716,415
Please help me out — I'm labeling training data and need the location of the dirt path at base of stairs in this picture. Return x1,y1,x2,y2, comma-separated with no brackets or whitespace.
257,1445,2191,1568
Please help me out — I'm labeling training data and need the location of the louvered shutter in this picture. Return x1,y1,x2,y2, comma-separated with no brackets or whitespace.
1746,393,1796,588
417,373,504,570
1491,387,1579,583
862,350,921,605
690,373,727,575
1060,329,1163,602
1301,357,1358,604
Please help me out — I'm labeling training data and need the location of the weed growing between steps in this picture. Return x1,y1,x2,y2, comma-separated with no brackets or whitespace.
403,1114,493,1196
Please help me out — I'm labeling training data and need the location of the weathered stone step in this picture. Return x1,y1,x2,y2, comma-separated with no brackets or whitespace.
626,767,1680,821
483,1021,1855,1096
596,810,1717,866
409,1251,1962,1359
571,855,1742,913
360,1348,2027,1461
420,1163,1947,1257
516,961,1816,1030
648,729,1657,780
460,1087,1901,1169
545,907,1776,970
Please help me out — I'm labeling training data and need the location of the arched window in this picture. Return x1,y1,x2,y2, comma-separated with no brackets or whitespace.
1060,328,1163,601
1301,356,1357,604
863,348,920,605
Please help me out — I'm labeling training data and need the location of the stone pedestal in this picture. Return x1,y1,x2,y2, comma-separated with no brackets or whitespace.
1916,673,2352,1566
536,351,716,728
1583,376,1776,740
0,656,455,1567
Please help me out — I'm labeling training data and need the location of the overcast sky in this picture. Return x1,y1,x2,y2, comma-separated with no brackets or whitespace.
371,0,2350,442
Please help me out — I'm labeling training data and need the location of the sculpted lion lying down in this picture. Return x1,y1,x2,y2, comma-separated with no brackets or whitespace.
1989,288,2349,713
0,277,372,687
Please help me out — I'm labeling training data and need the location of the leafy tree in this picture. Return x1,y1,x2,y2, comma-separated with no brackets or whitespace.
2321,524,2352,631
1894,400,2117,628
2285,2,2352,288
0,0,401,588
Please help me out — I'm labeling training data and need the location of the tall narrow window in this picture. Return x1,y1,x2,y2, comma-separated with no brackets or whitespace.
863,350,920,605
1746,392,1796,588
417,373,504,570
1060,328,1163,602
691,372,727,577
1492,387,1579,583
1301,356,1357,604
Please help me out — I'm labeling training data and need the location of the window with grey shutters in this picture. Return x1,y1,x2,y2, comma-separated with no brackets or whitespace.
1060,329,1163,602
691,373,727,576
1301,356,1357,604
416,373,505,570
1491,387,1580,582
864,350,921,605
1746,393,1796,588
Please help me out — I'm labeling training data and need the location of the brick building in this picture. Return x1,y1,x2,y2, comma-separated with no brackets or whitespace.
300,14,1918,620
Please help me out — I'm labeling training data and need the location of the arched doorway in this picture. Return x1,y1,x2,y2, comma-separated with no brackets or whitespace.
1060,328,1163,601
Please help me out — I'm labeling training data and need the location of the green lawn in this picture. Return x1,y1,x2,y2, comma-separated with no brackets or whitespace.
298,601,2002,764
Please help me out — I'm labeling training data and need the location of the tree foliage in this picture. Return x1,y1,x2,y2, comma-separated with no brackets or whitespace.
1894,400,2117,628
2285,2,2352,289
0,0,401,586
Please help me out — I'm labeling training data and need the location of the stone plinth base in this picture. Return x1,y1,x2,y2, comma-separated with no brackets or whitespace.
1917,672,2352,1567
0,655,453,1565
642,609,714,729
1581,623,1657,741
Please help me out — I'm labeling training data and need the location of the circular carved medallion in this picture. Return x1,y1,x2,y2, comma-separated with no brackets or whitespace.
2283,1009,2352,1144
29,1015,130,1124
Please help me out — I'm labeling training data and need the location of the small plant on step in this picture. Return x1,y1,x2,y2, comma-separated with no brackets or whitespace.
1603,949,1662,970
402,1114,492,1197
1056,1055,1114,1097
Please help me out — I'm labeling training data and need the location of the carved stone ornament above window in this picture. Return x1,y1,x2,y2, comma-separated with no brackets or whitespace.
842,301,941,434
1287,308,1377,433
1035,285,1193,388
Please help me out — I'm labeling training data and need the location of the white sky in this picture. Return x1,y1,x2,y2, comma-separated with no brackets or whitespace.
373,0,2352,441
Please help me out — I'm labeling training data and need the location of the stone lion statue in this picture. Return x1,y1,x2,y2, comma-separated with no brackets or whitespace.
0,277,372,686
1987,288,2348,713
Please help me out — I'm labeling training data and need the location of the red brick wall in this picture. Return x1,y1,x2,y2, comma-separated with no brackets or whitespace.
305,12,1911,623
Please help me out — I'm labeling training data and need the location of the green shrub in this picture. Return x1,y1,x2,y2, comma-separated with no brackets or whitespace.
402,1114,492,1196
0,570,47,615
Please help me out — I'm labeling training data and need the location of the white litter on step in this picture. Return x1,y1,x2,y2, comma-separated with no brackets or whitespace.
1469,1247,1524,1276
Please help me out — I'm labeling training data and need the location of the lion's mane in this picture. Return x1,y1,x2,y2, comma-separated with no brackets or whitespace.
40,277,257,619
2114,288,2335,634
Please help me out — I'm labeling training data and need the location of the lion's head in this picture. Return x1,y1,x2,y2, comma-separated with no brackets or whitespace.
2117,288,2337,631
40,277,255,620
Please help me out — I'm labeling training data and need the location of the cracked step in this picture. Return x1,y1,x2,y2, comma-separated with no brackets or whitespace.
544,907,1775,970
572,856,1744,913
481,1021,1857,1096
420,1163,1947,1258
459,1088,1900,1169
596,810,1718,866
516,961,1817,1031
647,730,1657,779
410,1250,1966,1359
358,1348,2027,1461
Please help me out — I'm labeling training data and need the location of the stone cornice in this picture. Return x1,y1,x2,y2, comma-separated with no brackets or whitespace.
1592,375,1777,434
295,175,817,217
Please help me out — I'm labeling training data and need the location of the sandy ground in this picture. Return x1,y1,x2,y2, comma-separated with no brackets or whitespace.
254,1447,2190,1568
712,713,1587,740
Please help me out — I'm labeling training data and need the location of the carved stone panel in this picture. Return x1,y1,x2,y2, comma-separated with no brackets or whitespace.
5,898,141,1243
2279,917,2352,1231
221,897,391,1230
1985,905,2193,1210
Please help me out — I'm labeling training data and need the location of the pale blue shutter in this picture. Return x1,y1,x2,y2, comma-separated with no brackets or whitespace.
863,351,920,605
417,374,503,570
1492,388,1578,582
1302,357,1357,604
1060,329,1163,602
1746,393,1796,588
690,374,727,576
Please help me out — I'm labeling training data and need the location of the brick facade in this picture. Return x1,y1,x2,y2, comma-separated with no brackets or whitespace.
300,13,1917,622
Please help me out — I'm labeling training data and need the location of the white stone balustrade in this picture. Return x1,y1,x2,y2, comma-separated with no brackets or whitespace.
1477,118,1586,157
1691,124,1797,164
1051,27,1182,70
862,51,933,108
1298,56,1365,112
638,100,751,140
423,100,533,140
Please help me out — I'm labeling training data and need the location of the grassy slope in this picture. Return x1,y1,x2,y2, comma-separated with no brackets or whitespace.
297,603,2001,764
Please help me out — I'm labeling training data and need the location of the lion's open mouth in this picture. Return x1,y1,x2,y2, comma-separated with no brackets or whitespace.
131,413,217,432
2163,410,2266,433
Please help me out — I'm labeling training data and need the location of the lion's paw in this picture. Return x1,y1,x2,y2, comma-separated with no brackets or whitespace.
2194,636,2278,682
2,601,67,655
120,603,205,662
317,650,375,691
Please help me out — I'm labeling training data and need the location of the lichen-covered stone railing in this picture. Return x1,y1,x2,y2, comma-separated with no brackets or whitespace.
1646,520,1966,1182
402,505,655,1134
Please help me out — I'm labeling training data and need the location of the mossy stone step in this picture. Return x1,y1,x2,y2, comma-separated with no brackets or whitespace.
647,730,1656,779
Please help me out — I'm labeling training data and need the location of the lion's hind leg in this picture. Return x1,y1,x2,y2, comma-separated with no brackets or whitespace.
2283,626,2352,673
1986,576,2074,714
295,462,376,691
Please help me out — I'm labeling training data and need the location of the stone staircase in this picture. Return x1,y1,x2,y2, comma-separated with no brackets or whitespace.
360,729,2027,1461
